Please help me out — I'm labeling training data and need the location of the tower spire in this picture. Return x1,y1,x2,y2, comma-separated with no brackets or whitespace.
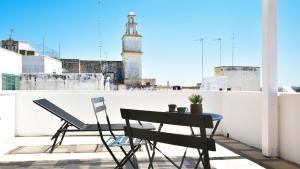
126,12,138,35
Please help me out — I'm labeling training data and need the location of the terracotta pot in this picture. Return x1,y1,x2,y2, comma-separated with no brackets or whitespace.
190,104,202,114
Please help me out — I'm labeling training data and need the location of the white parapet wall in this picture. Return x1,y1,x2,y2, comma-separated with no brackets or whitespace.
278,93,300,164
10,90,300,165
0,92,16,143
222,92,263,149
15,90,222,136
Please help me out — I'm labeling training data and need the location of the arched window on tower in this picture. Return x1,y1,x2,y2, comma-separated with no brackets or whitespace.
129,18,134,24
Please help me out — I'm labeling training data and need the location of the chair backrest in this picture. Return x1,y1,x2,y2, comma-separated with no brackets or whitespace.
91,97,111,127
91,97,107,118
33,99,85,129
121,108,216,151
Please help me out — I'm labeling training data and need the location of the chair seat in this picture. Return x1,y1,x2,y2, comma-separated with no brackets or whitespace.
106,136,142,147
81,123,155,131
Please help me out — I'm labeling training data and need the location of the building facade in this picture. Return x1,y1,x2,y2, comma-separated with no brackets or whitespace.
202,66,260,91
61,59,123,84
0,48,22,90
121,12,143,86
1,39,37,56
22,56,62,74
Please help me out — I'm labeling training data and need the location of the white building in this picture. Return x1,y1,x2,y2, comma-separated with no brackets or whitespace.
1,39,62,74
202,66,260,91
22,55,62,74
1,39,37,56
0,48,22,90
121,12,143,86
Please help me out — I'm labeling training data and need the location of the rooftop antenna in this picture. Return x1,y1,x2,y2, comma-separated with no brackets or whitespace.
212,38,222,66
194,38,204,81
9,29,14,40
104,51,108,74
232,33,235,66
58,44,61,58
42,36,45,56
97,0,103,73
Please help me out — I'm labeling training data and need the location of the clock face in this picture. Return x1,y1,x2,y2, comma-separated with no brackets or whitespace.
123,37,141,52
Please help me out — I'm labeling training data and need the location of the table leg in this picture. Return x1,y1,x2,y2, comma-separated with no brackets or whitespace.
193,120,221,168
148,123,163,169
210,120,221,139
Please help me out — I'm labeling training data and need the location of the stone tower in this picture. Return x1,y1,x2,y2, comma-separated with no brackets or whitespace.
121,12,142,86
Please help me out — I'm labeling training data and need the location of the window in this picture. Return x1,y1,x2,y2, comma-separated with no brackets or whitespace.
2,73,20,90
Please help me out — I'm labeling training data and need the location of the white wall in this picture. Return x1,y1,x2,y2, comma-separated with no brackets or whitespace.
22,56,44,73
278,94,300,164
11,90,300,165
0,93,16,143
15,91,222,136
22,56,62,74
18,41,36,55
222,92,262,148
224,69,260,91
44,56,62,74
0,48,22,90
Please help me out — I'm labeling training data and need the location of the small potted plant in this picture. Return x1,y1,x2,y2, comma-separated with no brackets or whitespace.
188,94,203,114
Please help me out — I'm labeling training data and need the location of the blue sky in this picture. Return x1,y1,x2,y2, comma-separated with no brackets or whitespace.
0,0,299,86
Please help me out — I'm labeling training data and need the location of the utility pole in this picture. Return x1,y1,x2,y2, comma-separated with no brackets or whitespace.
212,38,222,66
194,38,204,81
58,44,61,58
42,36,45,56
232,33,235,66
97,0,103,73
9,29,14,40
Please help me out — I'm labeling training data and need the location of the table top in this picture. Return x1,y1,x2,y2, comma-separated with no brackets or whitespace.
202,112,223,121
172,112,223,121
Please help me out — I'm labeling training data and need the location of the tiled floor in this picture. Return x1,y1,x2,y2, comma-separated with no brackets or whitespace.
214,136,300,169
0,136,299,169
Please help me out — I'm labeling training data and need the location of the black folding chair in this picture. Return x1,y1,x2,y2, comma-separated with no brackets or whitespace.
91,97,153,169
33,98,155,153
121,109,216,169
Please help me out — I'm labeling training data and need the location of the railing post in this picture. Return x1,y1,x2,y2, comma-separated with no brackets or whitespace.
262,0,278,157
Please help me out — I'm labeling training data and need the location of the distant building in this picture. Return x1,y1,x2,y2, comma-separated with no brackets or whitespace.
0,48,22,90
1,39,37,56
61,59,123,84
202,66,260,91
1,38,62,74
22,55,62,74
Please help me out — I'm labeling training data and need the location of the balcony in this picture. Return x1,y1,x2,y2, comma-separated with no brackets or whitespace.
0,90,300,169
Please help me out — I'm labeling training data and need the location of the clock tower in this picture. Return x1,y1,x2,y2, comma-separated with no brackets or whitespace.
121,12,143,86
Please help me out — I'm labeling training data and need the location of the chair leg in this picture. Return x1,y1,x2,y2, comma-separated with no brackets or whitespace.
58,125,69,145
50,132,60,153
145,141,152,162
179,148,187,168
118,145,141,168
119,145,135,167
148,123,163,169
202,150,211,169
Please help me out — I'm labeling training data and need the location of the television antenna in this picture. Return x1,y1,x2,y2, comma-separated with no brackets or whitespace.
212,38,222,66
97,0,103,73
194,38,204,81
232,33,235,66
9,29,14,40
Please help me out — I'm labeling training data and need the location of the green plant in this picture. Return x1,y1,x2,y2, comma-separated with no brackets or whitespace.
188,94,203,104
